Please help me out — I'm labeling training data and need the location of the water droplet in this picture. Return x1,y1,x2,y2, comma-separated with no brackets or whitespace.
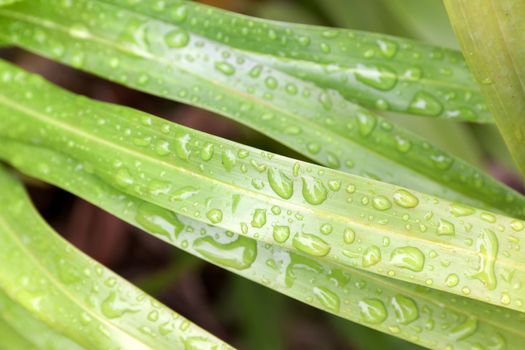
355,64,397,91
115,168,134,187
193,236,257,270
265,76,278,89
377,39,397,58
200,143,214,161
450,203,475,217
313,286,340,312
358,298,387,324
390,247,425,272
206,209,223,224
320,223,333,235
408,91,443,116
171,4,188,23
372,196,392,211
136,203,184,240
174,134,191,160
391,294,419,324
273,225,290,243
164,28,189,48
251,209,267,228
215,61,236,75
302,177,328,205
344,228,356,244
437,219,455,236
221,150,236,171
101,292,138,319
470,229,498,290
356,110,377,136
511,220,524,232
292,232,331,257
267,168,294,199
450,318,478,340
445,273,459,287
393,189,419,208
362,246,381,267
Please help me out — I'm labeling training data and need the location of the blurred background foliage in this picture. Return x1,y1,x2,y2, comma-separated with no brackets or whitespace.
0,0,521,349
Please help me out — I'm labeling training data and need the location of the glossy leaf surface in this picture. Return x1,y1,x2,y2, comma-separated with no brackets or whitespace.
0,166,232,350
1,62,525,314
2,140,525,350
0,0,506,209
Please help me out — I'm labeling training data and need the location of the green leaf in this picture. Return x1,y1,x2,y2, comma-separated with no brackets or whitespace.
0,167,233,350
0,0,21,7
0,290,85,350
1,61,525,314
0,1,510,212
2,140,525,350
0,0,489,123
444,0,525,179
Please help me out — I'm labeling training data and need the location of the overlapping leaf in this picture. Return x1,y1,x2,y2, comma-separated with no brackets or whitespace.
0,0,511,212
445,0,525,179
2,139,525,350
0,166,232,350
1,61,525,316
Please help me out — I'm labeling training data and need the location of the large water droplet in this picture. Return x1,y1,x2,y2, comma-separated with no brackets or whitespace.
164,28,189,48
193,236,257,270
268,168,294,199
302,177,328,205
101,292,138,319
390,247,425,272
215,61,236,76
251,209,267,228
355,64,398,91
136,203,184,241
393,189,419,208
174,134,191,160
391,294,419,325
408,91,443,116
372,196,392,211
470,229,498,290
358,298,387,324
273,225,290,243
313,286,340,312
356,110,377,136
292,232,331,257
362,246,381,267
450,318,478,340
206,209,223,224
437,219,455,236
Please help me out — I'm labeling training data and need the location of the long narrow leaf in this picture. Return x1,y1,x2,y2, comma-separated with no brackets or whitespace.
1,61,525,313
2,140,525,350
444,0,525,179
0,290,85,350
0,1,511,211
0,167,232,350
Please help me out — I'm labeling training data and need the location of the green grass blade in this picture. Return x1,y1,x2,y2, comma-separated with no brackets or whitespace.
2,140,525,350
1,61,525,313
0,290,85,350
0,1,507,209
444,0,525,180
0,168,233,350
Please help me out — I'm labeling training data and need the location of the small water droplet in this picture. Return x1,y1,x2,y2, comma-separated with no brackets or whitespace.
408,91,443,116
362,246,381,267
292,232,331,257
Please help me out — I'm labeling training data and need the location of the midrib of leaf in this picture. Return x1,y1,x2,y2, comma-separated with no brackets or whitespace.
0,216,153,350
2,140,525,349
3,2,524,219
